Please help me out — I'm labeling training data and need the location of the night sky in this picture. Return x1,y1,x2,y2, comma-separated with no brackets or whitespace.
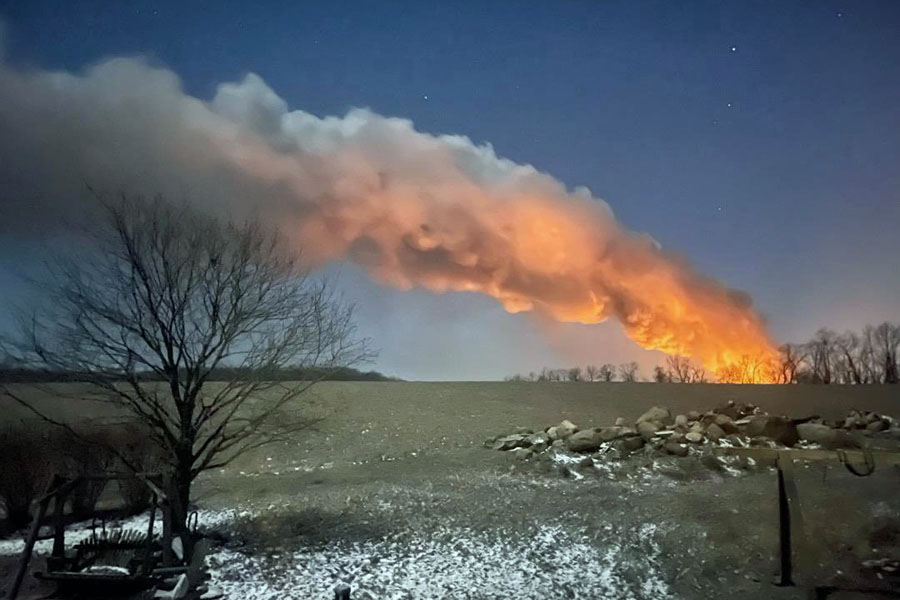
1,1,898,380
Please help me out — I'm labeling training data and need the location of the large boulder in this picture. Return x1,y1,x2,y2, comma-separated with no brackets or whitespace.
706,423,725,442
796,423,837,445
547,419,579,441
566,429,606,453
713,414,739,434
867,420,888,433
636,406,673,427
492,435,529,451
637,421,661,440
796,423,859,449
742,415,799,447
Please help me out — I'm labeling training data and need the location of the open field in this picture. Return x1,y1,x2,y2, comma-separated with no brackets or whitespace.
3,382,900,599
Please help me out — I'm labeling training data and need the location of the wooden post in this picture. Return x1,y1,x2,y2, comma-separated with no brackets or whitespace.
8,476,59,600
162,475,174,567
775,451,806,587
142,493,158,574
51,486,70,560
776,462,793,586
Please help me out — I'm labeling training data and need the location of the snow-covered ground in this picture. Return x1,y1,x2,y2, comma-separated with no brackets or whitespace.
206,521,670,600
2,508,671,600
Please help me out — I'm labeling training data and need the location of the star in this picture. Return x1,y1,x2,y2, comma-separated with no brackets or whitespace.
837,11,843,17
727,102,733,108
423,95,429,100
730,46,737,52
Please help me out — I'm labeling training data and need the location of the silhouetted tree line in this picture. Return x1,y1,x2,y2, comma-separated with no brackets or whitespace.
777,322,900,384
0,365,397,383
504,321,900,384
505,362,640,383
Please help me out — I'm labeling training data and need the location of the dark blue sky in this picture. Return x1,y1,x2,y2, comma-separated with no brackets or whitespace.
1,1,898,379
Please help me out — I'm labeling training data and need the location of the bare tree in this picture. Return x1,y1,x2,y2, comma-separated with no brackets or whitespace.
618,362,639,382
584,365,599,382
778,343,807,384
834,332,864,384
1,197,371,533
598,363,616,382
566,366,582,382
806,328,838,384
652,365,670,383
872,322,900,384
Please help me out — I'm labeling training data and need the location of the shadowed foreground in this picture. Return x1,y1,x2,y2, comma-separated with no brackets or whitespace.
3,382,899,599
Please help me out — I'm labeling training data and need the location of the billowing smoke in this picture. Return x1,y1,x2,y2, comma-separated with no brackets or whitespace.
0,53,777,378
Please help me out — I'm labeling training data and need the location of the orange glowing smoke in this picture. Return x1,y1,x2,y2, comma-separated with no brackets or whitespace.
0,59,780,381
202,79,782,382
224,114,781,382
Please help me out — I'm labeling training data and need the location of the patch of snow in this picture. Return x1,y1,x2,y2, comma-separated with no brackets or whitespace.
206,522,671,599
0,508,241,557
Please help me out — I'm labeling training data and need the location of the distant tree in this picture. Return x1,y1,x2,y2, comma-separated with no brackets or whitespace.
872,322,900,384
664,355,706,383
806,328,838,384
584,365,599,382
653,365,670,383
567,366,583,382
834,332,865,384
598,363,616,382
618,362,639,382
778,343,808,384
1,196,371,535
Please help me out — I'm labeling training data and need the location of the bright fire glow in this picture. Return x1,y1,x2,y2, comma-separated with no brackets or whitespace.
0,59,781,381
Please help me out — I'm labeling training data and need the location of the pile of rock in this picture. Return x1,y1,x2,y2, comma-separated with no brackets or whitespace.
485,402,899,464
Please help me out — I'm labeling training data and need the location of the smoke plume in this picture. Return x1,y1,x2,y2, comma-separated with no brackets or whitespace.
0,53,777,378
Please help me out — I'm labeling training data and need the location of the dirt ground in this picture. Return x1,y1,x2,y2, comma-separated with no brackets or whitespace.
3,382,900,599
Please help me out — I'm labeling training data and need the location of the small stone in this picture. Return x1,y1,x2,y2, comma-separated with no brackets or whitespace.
578,456,594,468
686,410,702,421
674,414,688,428
510,447,533,460
526,432,550,446
615,417,626,426
621,436,645,452
663,441,689,457
685,431,704,444
531,440,549,453
513,426,534,435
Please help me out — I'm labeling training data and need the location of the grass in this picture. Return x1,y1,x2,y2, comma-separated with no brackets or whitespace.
2,381,899,598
